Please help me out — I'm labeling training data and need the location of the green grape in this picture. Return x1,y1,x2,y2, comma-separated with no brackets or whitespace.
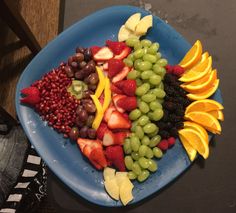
141,136,150,146
128,171,137,180
138,145,148,157
141,39,152,47
124,156,134,170
136,83,150,96
134,59,142,70
147,129,159,137
156,98,164,104
137,170,150,182
123,58,133,67
149,75,161,85
132,161,142,175
153,64,162,74
148,159,158,172
149,135,161,147
138,157,149,169
127,70,139,79
134,42,143,50
143,123,158,134
153,147,163,158
157,58,168,67
127,53,135,61
151,109,164,121
138,115,150,126
149,101,162,110
130,136,141,152
156,52,162,60
126,37,140,47
143,47,148,54
136,78,143,86
138,101,150,114
138,61,152,71
131,120,139,132
123,138,132,154
135,126,144,139
143,54,157,63
134,49,145,59
131,152,140,161
147,43,159,54
141,94,156,103
153,88,166,98
141,70,154,80
129,109,142,120
146,147,154,158
158,82,164,89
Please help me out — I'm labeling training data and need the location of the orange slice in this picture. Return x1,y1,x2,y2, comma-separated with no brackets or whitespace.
179,128,209,159
179,133,197,161
183,121,209,142
200,52,209,63
208,110,224,121
184,111,221,134
181,69,217,93
185,99,224,114
179,40,202,69
187,79,219,100
179,56,212,83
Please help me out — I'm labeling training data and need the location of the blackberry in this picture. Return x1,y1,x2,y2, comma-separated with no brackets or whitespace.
162,110,169,122
156,121,166,130
175,108,185,117
164,86,175,96
165,122,173,130
170,127,178,138
163,101,176,111
159,130,170,139
175,122,184,129
164,73,176,84
169,114,182,122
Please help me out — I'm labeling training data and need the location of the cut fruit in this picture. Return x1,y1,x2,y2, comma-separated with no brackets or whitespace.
104,178,119,200
125,13,141,32
179,56,212,82
119,178,134,206
112,66,130,83
187,79,219,100
118,25,132,42
178,128,209,159
90,95,104,130
179,133,197,161
185,99,224,114
183,121,208,142
116,172,128,187
181,69,217,93
179,40,203,69
103,167,116,181
135,15,153,36
102,77,112,112
95,66,105,98
208,110,224,121
200,52,209,63
93,47,114,61
184,111,221,134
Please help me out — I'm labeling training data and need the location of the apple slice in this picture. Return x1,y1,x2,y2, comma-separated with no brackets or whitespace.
104,178,119,200
125,13,141,32
118,25,132,42
135,15,153,36
103,167,116,181
116,172,128,187
119,178,134,206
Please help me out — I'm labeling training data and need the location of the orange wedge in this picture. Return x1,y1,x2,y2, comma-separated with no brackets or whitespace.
179,133,197,161
185,99,224,114
181,69,217,93
200,52,209,63
183,121,209,142
208,110,224,121
179,128,209,159
187,79,219,100
179,40,202,69
184,111,221,134
179,56,212,83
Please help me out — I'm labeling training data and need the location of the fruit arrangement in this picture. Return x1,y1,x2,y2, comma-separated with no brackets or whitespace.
19,13,224,205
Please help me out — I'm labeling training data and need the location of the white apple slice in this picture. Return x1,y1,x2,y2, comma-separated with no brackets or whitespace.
125,13,141,32
115,172,128,187
103,167,116,181
118,25,132,42
135,15,153,36
119,178,134,206
104,178,119,200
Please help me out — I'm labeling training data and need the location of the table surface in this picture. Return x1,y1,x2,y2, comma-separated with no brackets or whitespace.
47,0,236,212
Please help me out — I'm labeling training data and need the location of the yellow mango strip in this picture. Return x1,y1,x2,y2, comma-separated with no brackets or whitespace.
95,66,105,98
90,95,104,130
102,77,112,112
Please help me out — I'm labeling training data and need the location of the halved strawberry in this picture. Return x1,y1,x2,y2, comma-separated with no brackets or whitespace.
103,129,116,146
96,123,109,140
90,148,107,167
20,86,40,106
103,62,108,71
110,84,123,94
112,95,127,113
112,66,130,83
108,111,131,129
114,132,130,145
103,105,116,123
115,79,136,96
83,145,103,170
117,96,137,111
106,40,127,55
90,46,101,55
93,47,113,61
114,46,131,60
107,58,125,78
99,93,104,105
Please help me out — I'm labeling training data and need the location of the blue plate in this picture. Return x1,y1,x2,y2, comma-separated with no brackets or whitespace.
15,5,223,207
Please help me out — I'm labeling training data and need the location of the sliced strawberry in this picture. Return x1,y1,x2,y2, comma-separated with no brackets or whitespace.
114,46,131,60
114,132,129,145
103,129,116,146
84,145,103,170
108,111,131,129
93,47,113,61
107,58,125,78
106,40,127,55
99,93,104,105
114,79,136,96
117,96,137,111
112,66,130,83
77,138,101,155
103,62,108,71
90,46,101,55
103,105,116,123
112,94,127,113
20,86,40,106
110,84,123,94
122,113,129,120
90,148,107,167
96,123,109,140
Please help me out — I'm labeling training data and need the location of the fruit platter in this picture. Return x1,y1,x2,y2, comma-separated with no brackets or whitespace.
16,6,223,206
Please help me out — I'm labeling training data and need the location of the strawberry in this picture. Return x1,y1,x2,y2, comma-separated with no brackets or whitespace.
172,65,185,76
90,148,107,167
108,111,131,129
165,64,173,74
20,86,40,106
114,132,129,145
107,58,125,78
105,145,126,171
114,80,136,96
96,123,109,140
167,137,176,148
93,47,113,61
114,46,131,60
157,139,169,151
106,40,127,55
84,145,103,170
122,113,129,120
99,93,104,105
103,62,108,71
112,94,127,113
90,46,101,55
103,129,116,146
112,66,130,83
103,105,116,123
117,96,137,111
110,84,123,94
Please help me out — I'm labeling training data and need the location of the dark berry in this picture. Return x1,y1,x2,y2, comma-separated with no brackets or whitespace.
175,122,184,129
163,102,176,111
170,127,178,138
175,108,185,117
165,122,173,130
159,130,170,139
156,121,166,130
